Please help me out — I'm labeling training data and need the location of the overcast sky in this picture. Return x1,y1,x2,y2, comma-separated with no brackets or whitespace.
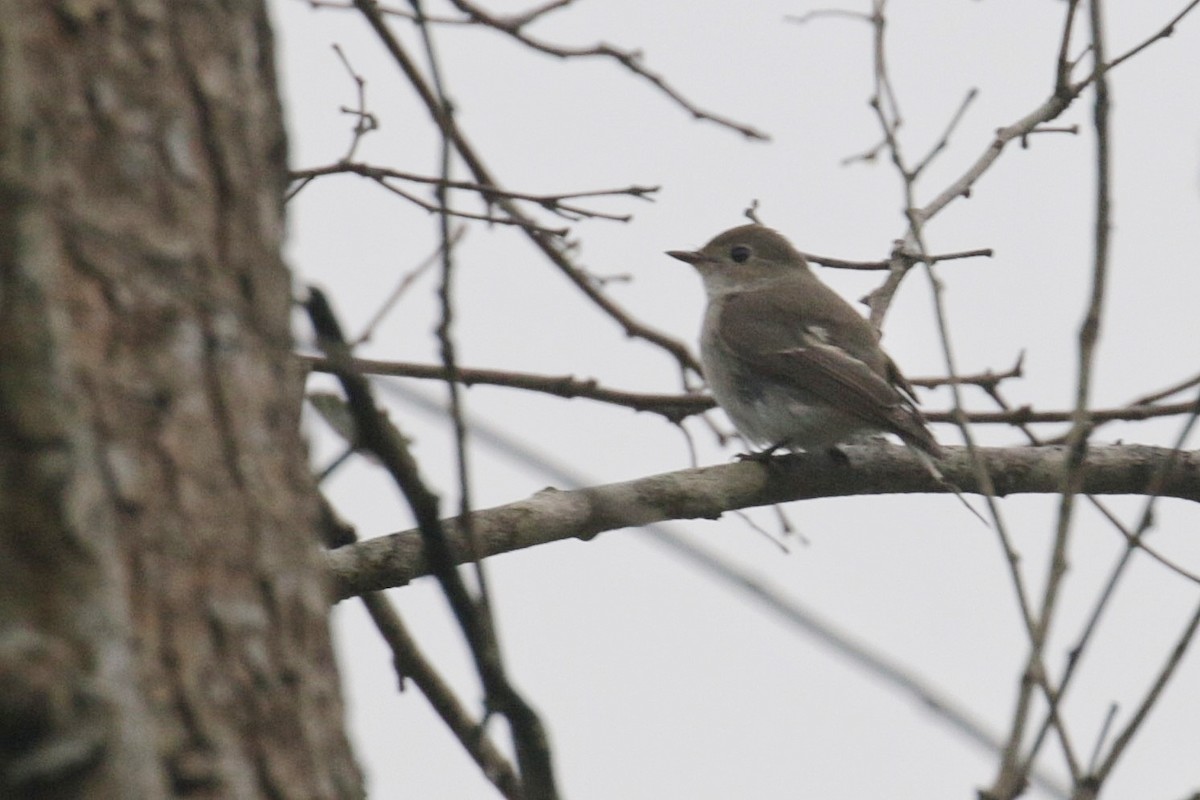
271,2,1200,798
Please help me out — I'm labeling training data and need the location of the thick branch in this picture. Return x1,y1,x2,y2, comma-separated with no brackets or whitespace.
327,444,1200,599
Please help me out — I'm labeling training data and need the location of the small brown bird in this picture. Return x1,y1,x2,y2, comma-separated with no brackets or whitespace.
668,224,942,464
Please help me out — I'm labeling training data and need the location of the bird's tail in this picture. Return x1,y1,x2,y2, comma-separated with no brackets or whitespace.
905,443,987,527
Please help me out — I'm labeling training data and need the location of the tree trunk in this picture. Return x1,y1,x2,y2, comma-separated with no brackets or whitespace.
0,2,362,797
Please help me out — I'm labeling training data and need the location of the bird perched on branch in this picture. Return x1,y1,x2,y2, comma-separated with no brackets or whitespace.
668,224,943,469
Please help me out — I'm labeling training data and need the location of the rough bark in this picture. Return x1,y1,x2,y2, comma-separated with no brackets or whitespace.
0,2,362,798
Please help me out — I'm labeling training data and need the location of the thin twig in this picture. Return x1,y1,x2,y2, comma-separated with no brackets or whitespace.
975,400,1200,430
354,225,466,345
361,593,523,799
1085,704,1119,775
313,496,523,798
1030,0,1113,788
304,288,560,799
441,0,769,140
311,0,770,139
301,354,709,421
332,43,379,162
911,87,979,179
854,2,1082,786
1018,391,1200,785
1086,494,1200,585
912,0,1200,229
1098,0,1200,74
908,353,1023,390
1129,369,1200,406
1003,5,1114,795
964,381,1200,584
290,161,658,222
785,9,871,26
407,3,559,794
800,246,993,271
350,168,571,233
1092,597,1200,783
350,0,703,377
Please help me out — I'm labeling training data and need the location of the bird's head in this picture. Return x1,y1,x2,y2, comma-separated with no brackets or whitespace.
667,224,810,295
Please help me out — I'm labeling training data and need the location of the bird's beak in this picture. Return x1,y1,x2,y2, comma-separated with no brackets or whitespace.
666,249,704,265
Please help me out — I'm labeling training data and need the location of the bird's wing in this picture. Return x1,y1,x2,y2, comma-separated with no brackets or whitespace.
717,290,937,450
885,355,921,405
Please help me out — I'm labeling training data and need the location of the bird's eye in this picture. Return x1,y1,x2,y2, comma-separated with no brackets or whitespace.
730,245,751,263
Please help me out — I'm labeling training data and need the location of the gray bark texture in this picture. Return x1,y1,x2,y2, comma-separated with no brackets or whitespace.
0,2,363,797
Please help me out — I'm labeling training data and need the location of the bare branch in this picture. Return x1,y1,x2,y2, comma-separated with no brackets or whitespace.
801,246,993,271
327,443,1200,599
1129,370,1200,406
1019,394,1200,790
290,161,658,222
911,87,978,179
306,0,569,26
360,592,523,799
355,225,466,345
442,0,770,140
301,354,1200,430
350,0,703,376
1099,0,1200,74
310,0,769,138
916,0,1200,227
1093,597,1200,783
784,9,872,26
909,354,1023,390
302,354,708,422
851,2,1082,779
305,287,560,799
1027,4,1114,787
332,43,378,161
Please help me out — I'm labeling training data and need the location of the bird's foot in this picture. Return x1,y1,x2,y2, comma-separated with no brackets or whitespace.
736,442,788,464
736,450,780,464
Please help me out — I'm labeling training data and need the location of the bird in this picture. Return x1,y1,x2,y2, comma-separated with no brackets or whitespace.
668,223,944,466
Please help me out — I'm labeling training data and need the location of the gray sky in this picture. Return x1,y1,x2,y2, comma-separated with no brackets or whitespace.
272,1,1200,797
